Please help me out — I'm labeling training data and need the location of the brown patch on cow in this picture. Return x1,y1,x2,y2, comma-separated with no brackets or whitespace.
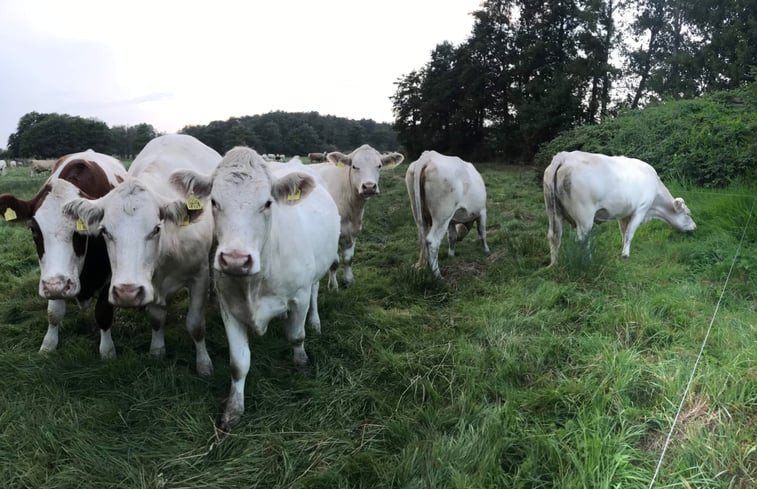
0,184,53,223
58,159,114,198
29,218,45,258
50,154,74,173
116,175,124,184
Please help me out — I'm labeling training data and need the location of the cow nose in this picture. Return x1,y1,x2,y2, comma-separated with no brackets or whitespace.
361,182,378,195
41,277,75,298
111,283,145,306
219,250,254,275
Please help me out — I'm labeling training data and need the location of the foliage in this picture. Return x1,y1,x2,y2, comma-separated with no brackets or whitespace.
180,111,399,156
392,0,756,162
534,84,757,186
0,163,755,488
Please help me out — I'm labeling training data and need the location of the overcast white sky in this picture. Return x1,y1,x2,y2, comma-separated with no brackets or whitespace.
0,0,482,149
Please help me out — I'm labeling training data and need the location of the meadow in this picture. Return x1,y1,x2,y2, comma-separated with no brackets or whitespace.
0,163,754,488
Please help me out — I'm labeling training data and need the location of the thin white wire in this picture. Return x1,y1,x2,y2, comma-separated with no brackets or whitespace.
648,196,756,489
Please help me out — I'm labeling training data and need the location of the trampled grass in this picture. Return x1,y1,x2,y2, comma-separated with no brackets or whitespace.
0,164,754,488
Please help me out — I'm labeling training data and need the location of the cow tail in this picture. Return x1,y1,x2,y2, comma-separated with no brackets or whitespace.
544,153,564,230
413,156,429,236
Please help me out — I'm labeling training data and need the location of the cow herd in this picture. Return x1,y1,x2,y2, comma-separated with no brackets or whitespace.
0,134,696,430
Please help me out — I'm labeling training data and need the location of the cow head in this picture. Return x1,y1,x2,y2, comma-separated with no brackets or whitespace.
326,145,404,197
171,146,316,277
670,197,697,233
62,179,203,307
0,180,96,299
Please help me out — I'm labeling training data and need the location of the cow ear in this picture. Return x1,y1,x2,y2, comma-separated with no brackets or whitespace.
271,172,316,205
673,197,685,212
326,152,351,169
62,198,104,235
380,152,405,170
169,170,213,199
0,194,32,223
160,200,204,226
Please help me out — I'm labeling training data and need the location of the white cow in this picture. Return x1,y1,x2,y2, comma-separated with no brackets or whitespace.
62,134,221,375
0,160,6,175
170,146,340,430
310,144,404,288
543,151,697,266
10,160,17,168
405,150,490,279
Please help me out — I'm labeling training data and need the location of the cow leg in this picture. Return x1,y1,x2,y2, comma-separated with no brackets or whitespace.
285,291,310,367
621,213,646,257
307,280,321,335
426,221,450,279
342,241,356,286
40,299,66,353
327,259,339,290
219,305,249,431
187,270,213,377
146,304,167,357
447,223,458,257
477,209,491,254
95,288,116,359
547,212,564,267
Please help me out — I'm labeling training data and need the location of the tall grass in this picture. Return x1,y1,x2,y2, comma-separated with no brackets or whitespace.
0,164,754,488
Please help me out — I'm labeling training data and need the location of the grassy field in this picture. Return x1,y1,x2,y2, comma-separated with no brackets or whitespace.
0,163,754,488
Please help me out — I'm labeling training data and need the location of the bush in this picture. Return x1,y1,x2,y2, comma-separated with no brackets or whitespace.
534,84,757,187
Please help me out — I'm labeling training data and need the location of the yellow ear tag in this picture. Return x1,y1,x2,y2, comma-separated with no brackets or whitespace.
287,189,302,202
4,208,17,221
180,215,190,227
186,193,203,211
337,161,345,168
75,219,87,231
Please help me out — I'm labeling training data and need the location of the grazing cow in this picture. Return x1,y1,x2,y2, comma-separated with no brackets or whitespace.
62,134,220,375
170,146,340,430
405,151,490,279
30,159,57,175
10,160,17,168
0,160,6,176
309,144,404,288
543,151,697,266
0,150,127,357
307,152,326,163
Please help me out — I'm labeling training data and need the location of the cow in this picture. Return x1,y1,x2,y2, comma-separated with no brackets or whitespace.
309,144,404,288
0,150,127,357
307,152,326,163
405,151,490,279
30,159,57,175
0,160,6,176
10,160,17,168
62,134,221,376
169,146,340,430
543,151,697,266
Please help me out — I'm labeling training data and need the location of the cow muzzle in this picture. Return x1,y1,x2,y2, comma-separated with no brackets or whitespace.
360,182,379,196
218,250,256,276
40,276,77,299
111,283,147,307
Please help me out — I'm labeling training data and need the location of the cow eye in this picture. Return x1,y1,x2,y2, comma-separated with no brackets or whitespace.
262,199,272,212
100,226,111,239
211,199,217,208
147,225,161,239
352,165,359,171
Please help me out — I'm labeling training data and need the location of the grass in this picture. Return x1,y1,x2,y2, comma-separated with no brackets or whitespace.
0,163,755,488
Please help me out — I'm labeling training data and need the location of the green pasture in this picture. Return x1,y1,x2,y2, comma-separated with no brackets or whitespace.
0,163,754,488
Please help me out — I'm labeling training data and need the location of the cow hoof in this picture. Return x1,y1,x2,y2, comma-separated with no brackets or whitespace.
100,347,117,360
309,321,321,335
197,360,213,377
293,351,309,367
149,346,166,358
38,345,55,354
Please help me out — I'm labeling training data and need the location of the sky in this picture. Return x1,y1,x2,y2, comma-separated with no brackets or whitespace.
0,0,482,150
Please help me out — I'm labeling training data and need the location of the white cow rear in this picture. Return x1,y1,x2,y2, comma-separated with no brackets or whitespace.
543,151,696,265
405,150,490,278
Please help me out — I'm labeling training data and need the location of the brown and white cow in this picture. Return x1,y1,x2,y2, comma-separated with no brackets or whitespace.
307,152,326,163
543,151,697,266
405,150,490,279
0,150,127,357
62,134,220,375
309,144,404,288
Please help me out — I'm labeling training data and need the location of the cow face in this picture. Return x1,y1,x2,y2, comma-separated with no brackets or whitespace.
0,181,92,299
327,145,404,197
62,180,199,307
171,147,316,277
671,197,697,232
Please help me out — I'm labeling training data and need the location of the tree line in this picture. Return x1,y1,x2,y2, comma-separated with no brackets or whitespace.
391,0,757,161
3,112,159,160
179,111,398,156
2,111,398,160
